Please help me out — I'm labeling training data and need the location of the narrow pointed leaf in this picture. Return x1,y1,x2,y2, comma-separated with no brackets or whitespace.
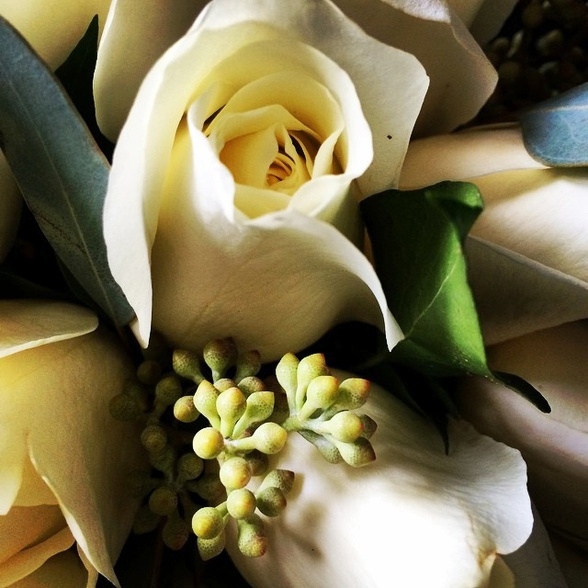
519,82,588,167
0,17,133,325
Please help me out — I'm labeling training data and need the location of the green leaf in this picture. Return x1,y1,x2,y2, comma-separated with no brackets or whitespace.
361,181,487,377
0,17,133,326
519,82,588,167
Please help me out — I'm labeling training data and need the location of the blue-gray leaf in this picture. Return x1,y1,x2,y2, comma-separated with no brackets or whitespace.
519,82,588,167
0,17,134,326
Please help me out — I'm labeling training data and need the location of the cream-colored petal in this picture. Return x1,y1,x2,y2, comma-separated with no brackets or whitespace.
10,550,88,588
94,0,209,140
0,0,111,69
0,505,74,587
459,322,588,552
0,304,144,585
0,300,98,358
149,119,401,360
447,0,517,44
333,0,496,136
0,154,21,262
229,372,532,588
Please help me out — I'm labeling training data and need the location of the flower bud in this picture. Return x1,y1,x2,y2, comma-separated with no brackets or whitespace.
220,456,252,490
137,359,162,386
298,430,342,464
133,505,161,534
331,378,371,412
203,338,238,380
155,373,184,407
192,506,225,539
322,411,364,443
109,393,142,421
215,377,237,392
227,488,257,519
217,386,247,437
256,486,287,517
334,437,376,467
230,422,288,455
275,352,299,400
162,513,191,551
193,427,225,459
198,532,226,561
149,444,176,474
148,485,178,516
358,414,377,439
237,515,267,557
258,469,296,494
177,453,204,481
234,349,262,382
232,391,275,438
141,423,168,453
244,450,270,477
172,348,204,383
295,353,330,410
193,380,221,429
190,473,225,502
237,375,265,395
299,375,340,420
173,395,200,423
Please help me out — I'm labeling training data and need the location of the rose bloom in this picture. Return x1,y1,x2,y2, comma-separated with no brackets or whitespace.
0,300,144,587
100,0,514,361
400,125,588,586
228,370,533,588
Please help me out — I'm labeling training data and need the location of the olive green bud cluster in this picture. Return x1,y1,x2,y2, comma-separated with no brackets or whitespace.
190,468,294,560
277,352,376,467
110,337,378,560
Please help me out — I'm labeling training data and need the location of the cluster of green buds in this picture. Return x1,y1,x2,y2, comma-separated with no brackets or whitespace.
110,337,376,560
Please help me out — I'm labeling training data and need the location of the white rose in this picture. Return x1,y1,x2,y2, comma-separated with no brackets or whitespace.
228,371,533,588
103,0,435,360
0,300,144,587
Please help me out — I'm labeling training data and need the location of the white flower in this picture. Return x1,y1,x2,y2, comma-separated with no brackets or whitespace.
228,371,533,588
102,0,434,361
0,300,144,587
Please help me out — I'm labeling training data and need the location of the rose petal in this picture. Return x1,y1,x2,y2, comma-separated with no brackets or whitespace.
458,322,588,552
0,0,111,69
0,301,144,585
0,300,98,358
93,0,209,140
9,550,89,588
333,0,497,135
229,373,532,588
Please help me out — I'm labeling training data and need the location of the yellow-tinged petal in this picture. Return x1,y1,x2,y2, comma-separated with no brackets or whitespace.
104,0,428,360
400,126,588,344
0,300,98,358
94,0,208,140
0,0,111,69
0,300,145,586
459,322,588,553
10,550,89,588
228,371,532,588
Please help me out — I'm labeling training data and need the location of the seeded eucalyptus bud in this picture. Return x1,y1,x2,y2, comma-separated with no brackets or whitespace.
149,444,176,474
148,485,178,516
133,505,161,534
198,532,226,561
137,359,162,386
232,391,275,438
162,513,191,551
216,387,247,437
298,429,342,464
244,450,269,477
109,393,142,421
192,506,225,539
141,423,167,453
237,515,267,557
332,378,371,412
219,456,252,490
155,373,183,407
237,376,265,396
256,486,287,517
177,453,204,481
258,469,295,494
234,349,262,382
193,427,225,459
229,422,288,455
173,395,200,423
295,353,330,411
172,348,204,383
193,380,221,429
334,437,376,467
227,488,257,519
358,414,377,439
190,472,225,502
275,352,299,401
322,411,364,443
203,338,238,381
214,377,236,392
298,375,339,420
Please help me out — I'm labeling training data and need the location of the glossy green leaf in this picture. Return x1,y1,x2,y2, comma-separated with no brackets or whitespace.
519,82,588,167
362,181,487,377
0,17,133,325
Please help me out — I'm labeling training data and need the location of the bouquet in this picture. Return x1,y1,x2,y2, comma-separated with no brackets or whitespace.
0,0,586,586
